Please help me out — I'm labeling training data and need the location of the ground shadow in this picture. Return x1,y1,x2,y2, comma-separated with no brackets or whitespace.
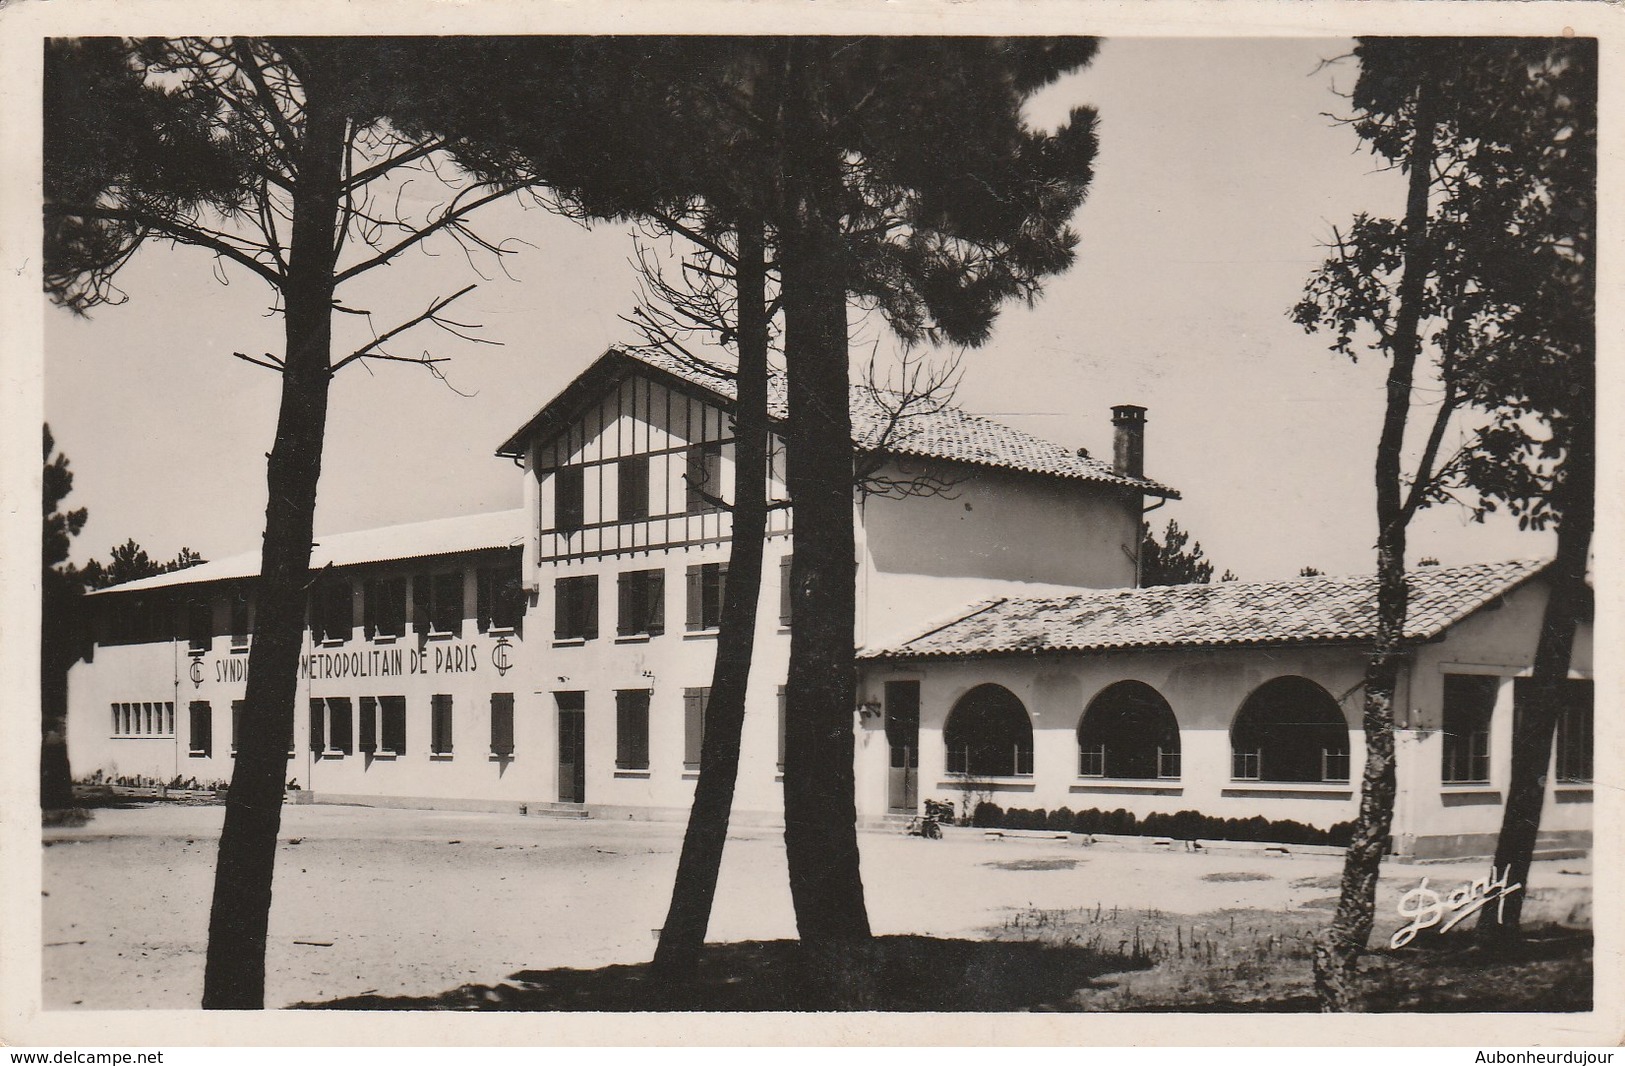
299,935,1156,1011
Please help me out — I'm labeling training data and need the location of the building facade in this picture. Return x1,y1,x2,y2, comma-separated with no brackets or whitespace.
66,347,1594,857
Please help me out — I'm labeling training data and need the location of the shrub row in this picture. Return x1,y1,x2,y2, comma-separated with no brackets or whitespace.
966,803,1354,847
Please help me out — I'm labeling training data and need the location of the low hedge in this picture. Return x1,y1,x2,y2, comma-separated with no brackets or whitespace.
966,803,1353,847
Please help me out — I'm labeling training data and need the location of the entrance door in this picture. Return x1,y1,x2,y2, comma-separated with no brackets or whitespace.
885,681,921,812
556,693,585,804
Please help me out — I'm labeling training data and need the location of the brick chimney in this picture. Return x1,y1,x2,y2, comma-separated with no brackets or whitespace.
1112,405,1146,480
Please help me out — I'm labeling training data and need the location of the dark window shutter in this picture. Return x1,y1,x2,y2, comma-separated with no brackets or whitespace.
686,566,703,631
231,700,244,754
309,699,326,753
359,696,377,753
777,686,787,771
683,688,707,769
555,578,570,640
431,694,453,755
582,576,598,640
363,581,376,638
329,697,353,755
412,574,430,632
477,567,492,633
779,555,793,627
190,700,212,757
646,570,665,636
491,692,515,756
382,696,406,754
617,572,636,636
616,690,649,770
556,466,585,531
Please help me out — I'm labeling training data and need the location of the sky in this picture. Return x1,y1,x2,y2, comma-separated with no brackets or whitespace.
43,36,1556,582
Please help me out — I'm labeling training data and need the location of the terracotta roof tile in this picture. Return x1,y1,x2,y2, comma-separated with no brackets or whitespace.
862,559,1549,660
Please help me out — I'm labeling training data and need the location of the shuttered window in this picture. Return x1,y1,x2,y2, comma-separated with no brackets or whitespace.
617,569,665,637
188,701,212,756
230,591,251,650
777,686,787,772
555,466,585,531
616,689,650,770
555,575,599,640
431,694,454,756
380,696,407,755
188,600,212,653
685,562,727,631
618,455,650,522
683,687,710,770
685,443,723,513
1554,678,1594,783
366,577,406,639
477,563,525,633
491,693,515,757
308,698,326,753
779,554,793,627
359,696,378,754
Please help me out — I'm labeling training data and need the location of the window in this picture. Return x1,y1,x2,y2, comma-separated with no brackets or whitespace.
618,455,650,522
112,701,175,738
1077,681,1182,780
491,692,515,757
231,699,245,754
380,695,406,755
616,689,651,770
431,694,454,756
188,600,212,653
312,579,352,644
684,687,710,770
617,569,665,637
779,554,793,627
365,577,407,640
1441,674,1497,784
478,563,525,633
413,571,464,636
944,684,1034,777
189,701,212,756
229,590,251,651
685,442,723,513
555,466,585,531
1554,678,1594,784
309,697,353,756
1230,676,1351,783
554,575,599,641
686,562,728,632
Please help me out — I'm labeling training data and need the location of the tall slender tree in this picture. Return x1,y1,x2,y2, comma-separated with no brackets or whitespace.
45,37,546,1008
1292,36,1596,1006
404,39,1103,974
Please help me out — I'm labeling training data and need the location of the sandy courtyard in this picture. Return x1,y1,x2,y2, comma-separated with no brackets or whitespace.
40,802,1591,1009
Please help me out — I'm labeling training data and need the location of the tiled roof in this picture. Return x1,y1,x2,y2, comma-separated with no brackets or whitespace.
499,346,1177,497
862,559,1550,660
86,510,526,596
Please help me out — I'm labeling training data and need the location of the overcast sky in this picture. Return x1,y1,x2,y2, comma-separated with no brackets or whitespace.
44,36,1555,581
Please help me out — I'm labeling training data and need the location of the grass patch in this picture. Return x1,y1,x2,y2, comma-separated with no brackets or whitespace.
1200,871,1272,883
983,858,1080,872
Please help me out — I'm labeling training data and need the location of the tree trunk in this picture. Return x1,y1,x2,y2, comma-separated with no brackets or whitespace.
652,223,771,982
201,85,346,1010
779,119,873,965
1477,420,1593,945
1314,79,1440,1013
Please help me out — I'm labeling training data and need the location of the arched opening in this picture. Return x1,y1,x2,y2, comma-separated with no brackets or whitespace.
1231,676,1351,783
944,684,1033,777
1078,681,1181,779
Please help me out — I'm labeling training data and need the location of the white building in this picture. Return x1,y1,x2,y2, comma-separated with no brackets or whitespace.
67,346,1593,858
